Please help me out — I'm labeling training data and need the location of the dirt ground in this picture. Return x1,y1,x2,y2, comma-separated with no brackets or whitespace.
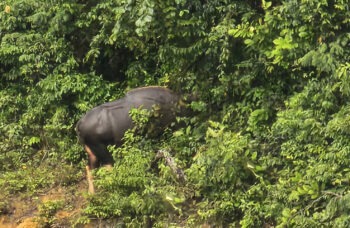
0,181,87,228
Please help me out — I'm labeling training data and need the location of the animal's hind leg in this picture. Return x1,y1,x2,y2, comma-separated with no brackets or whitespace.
84,144,113,193
84,145,97,194
85,145,98,169
85,165,95,194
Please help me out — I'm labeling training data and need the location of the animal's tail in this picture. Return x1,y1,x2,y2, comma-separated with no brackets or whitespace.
75,120,85,144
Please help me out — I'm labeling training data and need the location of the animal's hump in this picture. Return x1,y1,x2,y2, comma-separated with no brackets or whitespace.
126,86,174,96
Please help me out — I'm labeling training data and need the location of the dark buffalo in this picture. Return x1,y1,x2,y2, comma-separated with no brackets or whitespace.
76,86,184,193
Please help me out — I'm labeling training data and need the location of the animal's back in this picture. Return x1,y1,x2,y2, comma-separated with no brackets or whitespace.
126,86,175,97
76,86,180,146
130,86,180,114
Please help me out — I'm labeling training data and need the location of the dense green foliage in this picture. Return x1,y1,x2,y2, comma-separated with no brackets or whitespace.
1,0,350,226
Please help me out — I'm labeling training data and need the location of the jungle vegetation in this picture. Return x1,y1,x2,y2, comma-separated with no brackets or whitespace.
1,0,350,226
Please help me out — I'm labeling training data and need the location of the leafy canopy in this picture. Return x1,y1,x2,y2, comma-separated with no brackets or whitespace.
1,0,350,226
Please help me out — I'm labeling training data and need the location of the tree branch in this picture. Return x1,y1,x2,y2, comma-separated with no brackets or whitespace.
156,149,186,183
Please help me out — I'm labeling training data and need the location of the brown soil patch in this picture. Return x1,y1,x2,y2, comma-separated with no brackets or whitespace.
0,180,88,228
16,218,38,228
0,197,37,228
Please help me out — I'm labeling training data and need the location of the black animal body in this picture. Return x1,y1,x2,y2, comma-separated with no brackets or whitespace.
76,86,183,193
